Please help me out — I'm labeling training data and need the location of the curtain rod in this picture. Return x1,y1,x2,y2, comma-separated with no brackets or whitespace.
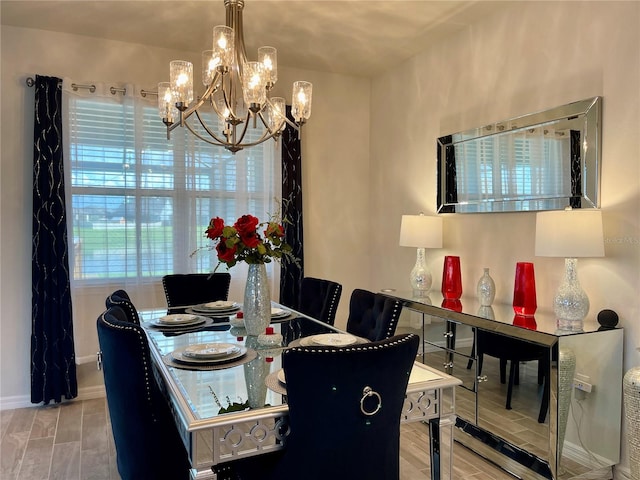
25,77,157,97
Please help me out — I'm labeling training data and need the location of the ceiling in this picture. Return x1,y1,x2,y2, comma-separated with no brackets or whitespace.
1,0,503,77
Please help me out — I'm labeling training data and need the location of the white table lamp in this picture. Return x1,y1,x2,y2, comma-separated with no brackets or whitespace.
535,207,604,331
399,214,443,297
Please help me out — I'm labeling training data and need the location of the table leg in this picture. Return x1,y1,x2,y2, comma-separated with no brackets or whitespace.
429,413,455,480
428,418,441,480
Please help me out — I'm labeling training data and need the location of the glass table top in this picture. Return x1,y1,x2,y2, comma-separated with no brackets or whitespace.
143,309,338,422
381,290,613,338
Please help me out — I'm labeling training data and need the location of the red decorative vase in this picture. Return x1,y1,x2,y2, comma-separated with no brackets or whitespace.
441,256,463,300
441,298,463,312
513,262,537,316
513,314,537,330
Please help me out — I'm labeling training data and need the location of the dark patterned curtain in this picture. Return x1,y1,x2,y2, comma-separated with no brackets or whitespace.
437,135,457,213
31,75,77,404
569,130,582,208
279,106,304,308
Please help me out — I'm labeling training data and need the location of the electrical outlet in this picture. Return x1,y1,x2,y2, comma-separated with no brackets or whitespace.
575,373,590,383
573,377,593,393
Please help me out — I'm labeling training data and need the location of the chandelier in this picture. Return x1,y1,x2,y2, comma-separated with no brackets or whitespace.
157,0,312,153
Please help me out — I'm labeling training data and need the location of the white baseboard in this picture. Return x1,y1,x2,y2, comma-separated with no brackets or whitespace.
613,465,632,480
563,441,634,480
0,385,105,411
76,353,99,365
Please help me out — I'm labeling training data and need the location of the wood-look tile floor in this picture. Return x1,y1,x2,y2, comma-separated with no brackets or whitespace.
1,398,119,480
0,397,517,480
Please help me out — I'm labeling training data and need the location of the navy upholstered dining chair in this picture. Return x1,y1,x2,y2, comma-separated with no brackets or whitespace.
281,276,343,339
345,289,403,342
97,306,191,480
105,289,140,324
213,333,420,480
162,272,231,313
298,276,342,325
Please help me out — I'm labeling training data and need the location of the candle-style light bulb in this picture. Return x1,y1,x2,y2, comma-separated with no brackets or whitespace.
212,26,234,69
169,60,193,107
291,81,312,123
242,62,266,108
258,46,277,87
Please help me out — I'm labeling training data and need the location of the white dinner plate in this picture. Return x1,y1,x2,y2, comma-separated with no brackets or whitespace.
182,343,240,359
277,369,286,384
150,316,206,329
271,308,290,318
299,333,358,347
157,314,200,325
311,333,357,347
186,307,240,318
194,301,238,311
171,346,247,365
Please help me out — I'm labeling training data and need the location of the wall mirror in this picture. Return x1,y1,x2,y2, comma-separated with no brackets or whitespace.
437,97,602,213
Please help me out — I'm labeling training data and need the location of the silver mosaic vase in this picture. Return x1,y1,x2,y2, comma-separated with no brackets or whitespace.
558,347,576,463
243,263,271,336
624,365,640,480
243,336,269,409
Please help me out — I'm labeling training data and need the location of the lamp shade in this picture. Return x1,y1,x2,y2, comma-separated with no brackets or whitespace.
399,215,443,248
535,208,604,258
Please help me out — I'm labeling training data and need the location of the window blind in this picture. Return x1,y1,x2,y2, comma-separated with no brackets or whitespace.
453,129,569,211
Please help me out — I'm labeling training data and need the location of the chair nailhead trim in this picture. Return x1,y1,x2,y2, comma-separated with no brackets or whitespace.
291,333,416,355
100,311,158,423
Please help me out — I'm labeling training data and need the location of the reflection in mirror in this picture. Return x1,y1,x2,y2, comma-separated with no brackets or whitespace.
396,293,622,479
437,97,602,213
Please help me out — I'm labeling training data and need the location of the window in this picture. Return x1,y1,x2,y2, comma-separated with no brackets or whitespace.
453,128,569,211
64,83,280,359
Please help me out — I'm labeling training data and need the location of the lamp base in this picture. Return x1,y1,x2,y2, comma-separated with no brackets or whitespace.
556,317,584,332
409,247,432,294
554,258,588,332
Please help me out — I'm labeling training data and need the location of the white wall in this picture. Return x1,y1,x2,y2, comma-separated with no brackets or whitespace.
370,1,639,475
0,26,370,406
3,0,638,474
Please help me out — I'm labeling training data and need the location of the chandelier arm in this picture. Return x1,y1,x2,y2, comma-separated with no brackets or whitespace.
203,72,222,107
263,97,300,132
219,75,242,124
193,111,281,149
231,127,282,148
208,80,228,120
187,109,274,150
180,81,218,120
185,115,278,150
232,112,252,145
171,78,220,130
192,109,237,146
181,119,228,147
280,115,302,131
255,110,282,137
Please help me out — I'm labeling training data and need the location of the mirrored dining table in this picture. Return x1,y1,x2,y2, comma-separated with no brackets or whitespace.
141,302,462,480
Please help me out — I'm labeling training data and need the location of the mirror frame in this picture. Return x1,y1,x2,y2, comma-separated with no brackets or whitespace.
437,97,602,214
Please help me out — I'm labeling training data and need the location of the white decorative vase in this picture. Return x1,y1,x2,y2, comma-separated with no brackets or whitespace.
624,366,640,480
243,263,271,336
476,267,496,306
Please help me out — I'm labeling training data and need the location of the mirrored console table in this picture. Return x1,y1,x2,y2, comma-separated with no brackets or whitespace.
382,290,623,480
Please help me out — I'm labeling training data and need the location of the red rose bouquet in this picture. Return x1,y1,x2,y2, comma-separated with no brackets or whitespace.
205,214,295,268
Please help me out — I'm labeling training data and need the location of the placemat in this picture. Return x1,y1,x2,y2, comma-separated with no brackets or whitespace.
162,348,257,371
144,317,215,335
265,371,287,395
287,334,369,348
